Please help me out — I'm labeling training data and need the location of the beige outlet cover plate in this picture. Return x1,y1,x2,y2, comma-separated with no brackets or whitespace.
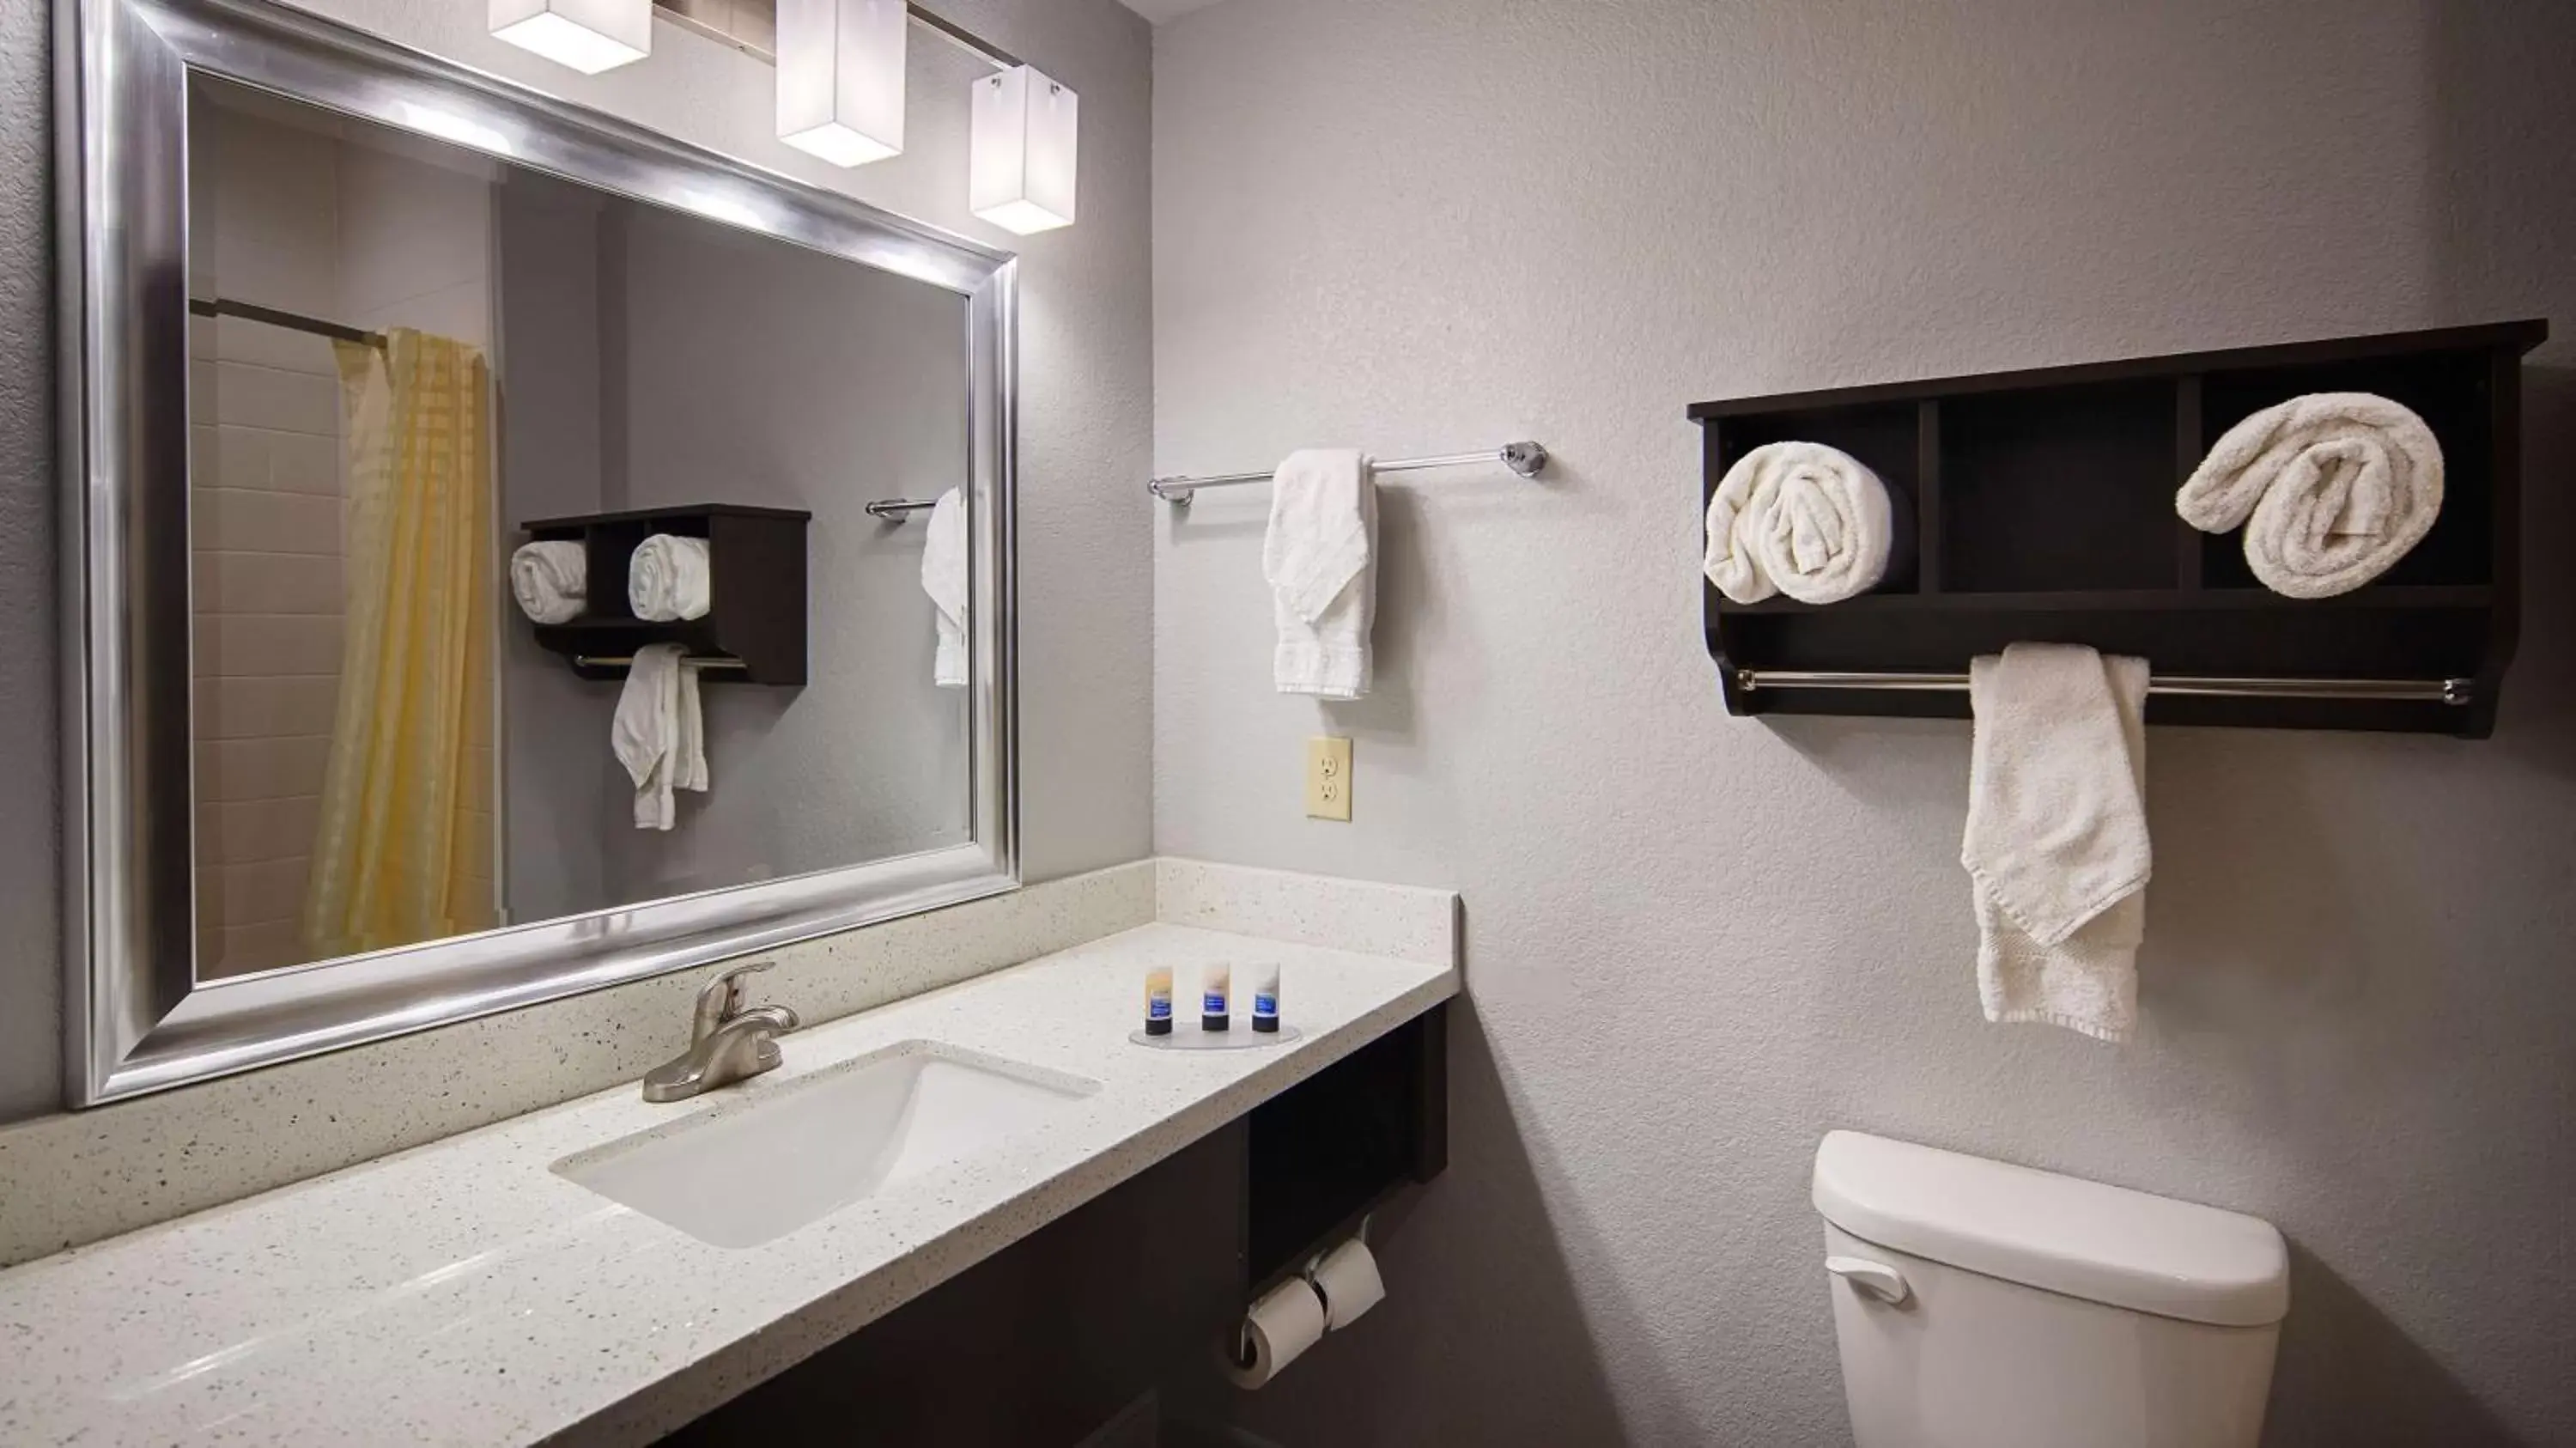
1306,736,1352,821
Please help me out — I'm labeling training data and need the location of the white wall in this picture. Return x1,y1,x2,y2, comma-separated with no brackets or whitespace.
0,0,1153,1118
1152,1,2576,1443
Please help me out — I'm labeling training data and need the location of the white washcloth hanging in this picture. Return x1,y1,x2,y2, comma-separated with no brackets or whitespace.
1263,449,1376,699
508,540,586,624
1962,642,2152,1043
921,488,969,689
629,533,713,622
611,642,708,830
2177,392,2443,599
1703,441,1893,605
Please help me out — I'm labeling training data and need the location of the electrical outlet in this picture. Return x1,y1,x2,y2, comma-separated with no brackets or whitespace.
1305,736,1352,821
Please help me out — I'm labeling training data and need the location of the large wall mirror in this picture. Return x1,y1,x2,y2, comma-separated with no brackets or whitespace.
60,0,1018,1104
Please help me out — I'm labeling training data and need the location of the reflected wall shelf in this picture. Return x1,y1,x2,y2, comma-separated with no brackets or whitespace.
519,503,812,684
1688,319,2548,738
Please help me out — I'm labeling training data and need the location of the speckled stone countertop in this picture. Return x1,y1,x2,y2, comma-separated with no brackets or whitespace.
0,921,1455,1446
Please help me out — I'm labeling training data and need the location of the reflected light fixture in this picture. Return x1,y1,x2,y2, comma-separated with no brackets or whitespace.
489,0,651,74
777,0,908,167
969,64,1078,234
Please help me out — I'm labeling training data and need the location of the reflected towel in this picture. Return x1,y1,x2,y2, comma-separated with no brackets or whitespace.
509,541,586,624
629,534,713,622
2177,392,2443,599
1963,643,2152,1043
1263,449,1376,699
612,642,708,831
1703,441,1893,605
922,489,969,689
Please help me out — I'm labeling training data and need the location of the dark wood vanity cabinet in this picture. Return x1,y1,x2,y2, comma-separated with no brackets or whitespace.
659,1005,1450,1448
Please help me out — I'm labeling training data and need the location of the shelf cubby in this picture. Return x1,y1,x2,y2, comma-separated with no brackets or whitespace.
518,502,811,685
1688,319,2547,737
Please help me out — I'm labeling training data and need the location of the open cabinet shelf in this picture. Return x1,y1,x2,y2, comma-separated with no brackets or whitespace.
1688,319,2547,737
519,502,811,685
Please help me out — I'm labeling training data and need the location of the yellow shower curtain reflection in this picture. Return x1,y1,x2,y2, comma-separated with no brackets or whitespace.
301,330,498,959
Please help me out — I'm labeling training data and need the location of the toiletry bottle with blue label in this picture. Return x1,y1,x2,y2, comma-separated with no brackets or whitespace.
1203,964,1231,1031
1145,966,1174,1037
1251,962,1281,1033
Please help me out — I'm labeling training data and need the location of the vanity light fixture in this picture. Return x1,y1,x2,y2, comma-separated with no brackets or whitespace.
776,0,909,167
489,0,651,74
969,64,1078,234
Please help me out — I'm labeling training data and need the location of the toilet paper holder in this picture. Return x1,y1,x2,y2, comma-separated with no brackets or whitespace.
1230,1215,1382,1372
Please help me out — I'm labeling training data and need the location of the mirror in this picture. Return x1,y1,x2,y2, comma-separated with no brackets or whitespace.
64,0,1018,1102
186,76,971,978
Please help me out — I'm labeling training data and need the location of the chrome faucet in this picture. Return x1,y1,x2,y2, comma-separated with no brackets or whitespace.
642,962,801,1103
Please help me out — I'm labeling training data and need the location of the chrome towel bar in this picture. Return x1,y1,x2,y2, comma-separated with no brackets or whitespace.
865,498,939,519
1151,441,1548,508
1732,669,2472,706
574,654,750,671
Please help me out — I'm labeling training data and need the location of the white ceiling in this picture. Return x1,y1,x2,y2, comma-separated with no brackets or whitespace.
1117,0,1234,21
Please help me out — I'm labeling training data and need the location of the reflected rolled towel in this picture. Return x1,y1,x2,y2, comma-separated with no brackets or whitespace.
629,533,713,622
2177,392,2442,599
1703,441,1893,605
509,541,586,624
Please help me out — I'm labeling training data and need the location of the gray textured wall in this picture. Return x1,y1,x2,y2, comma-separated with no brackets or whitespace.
0,0,1153,1122
0,0,59,1123
1151,1,2575,1444
604,201,974,897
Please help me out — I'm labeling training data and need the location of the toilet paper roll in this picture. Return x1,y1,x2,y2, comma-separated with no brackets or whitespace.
1309,1238,1386,1330
1223,1276,1327,1390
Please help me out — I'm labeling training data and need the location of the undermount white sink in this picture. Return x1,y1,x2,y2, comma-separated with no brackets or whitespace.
553,1041,1099,1248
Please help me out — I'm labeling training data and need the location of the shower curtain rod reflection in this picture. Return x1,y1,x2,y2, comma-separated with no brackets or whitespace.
189,295,387,349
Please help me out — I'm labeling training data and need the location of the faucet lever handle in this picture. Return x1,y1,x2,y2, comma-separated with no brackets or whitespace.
692,961,775,1043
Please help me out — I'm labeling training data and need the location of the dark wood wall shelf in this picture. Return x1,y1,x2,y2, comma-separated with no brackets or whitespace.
518,503,811,685
1689,320,2548,738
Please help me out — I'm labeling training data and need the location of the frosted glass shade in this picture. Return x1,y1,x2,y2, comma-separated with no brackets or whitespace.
777,0,908,167
489,0,650,74
969,65,1078,234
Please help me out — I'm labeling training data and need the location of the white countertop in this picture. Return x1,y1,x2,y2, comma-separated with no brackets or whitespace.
0,922,1455,1446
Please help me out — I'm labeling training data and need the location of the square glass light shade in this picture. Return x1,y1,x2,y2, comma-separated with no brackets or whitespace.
777,0,907,167
970,66,1078,234
490,0,651,74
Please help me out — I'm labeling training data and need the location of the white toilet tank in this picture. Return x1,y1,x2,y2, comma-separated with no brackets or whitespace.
1813,1131,2289,1448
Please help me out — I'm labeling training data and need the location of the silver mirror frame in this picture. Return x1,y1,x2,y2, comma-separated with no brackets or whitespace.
56,0,1020,1106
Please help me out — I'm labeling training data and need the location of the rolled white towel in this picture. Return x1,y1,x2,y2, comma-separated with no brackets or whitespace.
2177,392,2442,599
1703,441,1893,605
509,541,586,624
629,533,713,622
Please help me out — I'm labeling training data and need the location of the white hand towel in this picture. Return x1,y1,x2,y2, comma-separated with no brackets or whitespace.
674,661,708,795
2177,392,2443,599
1262,449,1376,700
629,534,713,622
1962,642,2152,1043
611,643,708,831
509,541,586,624
1704,441,1893,605
921,488,969,689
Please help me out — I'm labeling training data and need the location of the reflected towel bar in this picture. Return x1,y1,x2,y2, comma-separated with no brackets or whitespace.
1151,441,1549,508
1732,668,2472,706
574,654,750,671
866,498,939,519
188,295,386,349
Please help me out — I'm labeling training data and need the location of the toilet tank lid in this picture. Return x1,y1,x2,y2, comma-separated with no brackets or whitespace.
1812,1131,2289,1327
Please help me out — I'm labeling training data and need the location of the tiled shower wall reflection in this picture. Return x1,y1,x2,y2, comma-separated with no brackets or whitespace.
187,92,500,977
